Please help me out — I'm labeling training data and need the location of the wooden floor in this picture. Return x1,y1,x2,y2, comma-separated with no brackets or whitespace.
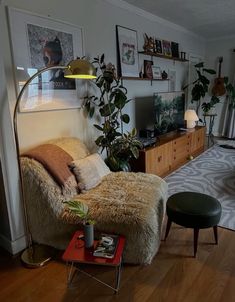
0,222,235,302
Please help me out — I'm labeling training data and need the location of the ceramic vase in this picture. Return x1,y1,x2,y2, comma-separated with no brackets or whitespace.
84,224,94,248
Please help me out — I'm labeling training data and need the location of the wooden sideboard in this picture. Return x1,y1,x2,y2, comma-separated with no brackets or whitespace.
132,126,206,177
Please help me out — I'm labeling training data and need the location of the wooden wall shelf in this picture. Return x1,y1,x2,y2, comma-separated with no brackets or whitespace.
138,51,189,62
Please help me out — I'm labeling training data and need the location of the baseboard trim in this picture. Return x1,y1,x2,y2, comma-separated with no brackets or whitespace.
0,233,26,254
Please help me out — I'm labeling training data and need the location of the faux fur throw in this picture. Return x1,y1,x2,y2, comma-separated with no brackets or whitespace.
22,144,76,189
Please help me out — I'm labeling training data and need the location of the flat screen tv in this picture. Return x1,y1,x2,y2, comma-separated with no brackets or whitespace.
135,91,185,136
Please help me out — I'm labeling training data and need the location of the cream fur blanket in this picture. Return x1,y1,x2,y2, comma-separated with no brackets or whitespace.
63,172,168,264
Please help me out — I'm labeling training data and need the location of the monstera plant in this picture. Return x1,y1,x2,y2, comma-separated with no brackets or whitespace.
184,62,235,114
84,54,142,171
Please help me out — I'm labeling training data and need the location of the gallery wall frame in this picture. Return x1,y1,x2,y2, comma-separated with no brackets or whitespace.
7,7,85,112
116,25,139,78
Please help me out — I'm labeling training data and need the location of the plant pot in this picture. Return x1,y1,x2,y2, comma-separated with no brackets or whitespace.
84,224,94,249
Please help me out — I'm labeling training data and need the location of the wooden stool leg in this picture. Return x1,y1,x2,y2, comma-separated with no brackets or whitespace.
193,228,199,257
164,218,172,241
213,226,218,244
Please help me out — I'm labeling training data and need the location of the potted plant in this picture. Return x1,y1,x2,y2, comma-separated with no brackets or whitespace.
84,54,142,171
64,200,95,248
184,62,235,115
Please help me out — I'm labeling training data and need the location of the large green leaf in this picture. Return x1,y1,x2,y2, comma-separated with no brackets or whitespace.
100,103,115,117
121,114,130,123
94,124,103,131
195,62,204,68
203,68,216,74
89,106,95,118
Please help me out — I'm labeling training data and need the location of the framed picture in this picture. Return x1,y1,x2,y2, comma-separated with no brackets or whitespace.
116,25,139,77
152,66,162,79
143,60,153,79
162,40,172,57
8,7,84,112
155,39,163,54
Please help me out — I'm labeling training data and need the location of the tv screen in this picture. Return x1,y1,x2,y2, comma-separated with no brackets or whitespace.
135,92,185,136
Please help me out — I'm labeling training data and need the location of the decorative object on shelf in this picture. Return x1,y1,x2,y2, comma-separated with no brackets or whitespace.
13,57,96,268
84,54,142,172
161,70,168,80
116,25,139,77
143,33,155,53
180,52,186,60
184,109,199,129
171,42,179,58
155,39,163,54
152,65,162,79
162,40,172,57
64,200,95,248
143,60,153,79
8,7,85,112
184,61,235,115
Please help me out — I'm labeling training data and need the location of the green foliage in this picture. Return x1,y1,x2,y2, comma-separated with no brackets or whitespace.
64,200,95,225
83,54,142,170
184,62,235,113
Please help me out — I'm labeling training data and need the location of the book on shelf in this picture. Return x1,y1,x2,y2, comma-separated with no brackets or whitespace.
93,234,119,259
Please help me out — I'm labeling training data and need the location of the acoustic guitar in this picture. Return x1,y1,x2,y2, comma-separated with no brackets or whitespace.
212,56,226,96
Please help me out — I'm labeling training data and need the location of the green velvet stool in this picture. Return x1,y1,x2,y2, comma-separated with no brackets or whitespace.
164,192,222,257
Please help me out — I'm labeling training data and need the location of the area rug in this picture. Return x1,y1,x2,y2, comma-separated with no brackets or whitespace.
165,145,235,231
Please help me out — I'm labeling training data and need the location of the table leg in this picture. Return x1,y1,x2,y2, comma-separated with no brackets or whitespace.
115,257,122,293
66,261,77,286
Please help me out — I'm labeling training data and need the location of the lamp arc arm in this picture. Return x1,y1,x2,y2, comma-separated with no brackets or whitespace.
13,64,67,249
13,65,67,119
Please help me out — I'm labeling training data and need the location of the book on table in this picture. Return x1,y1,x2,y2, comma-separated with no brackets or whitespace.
93,234,119,259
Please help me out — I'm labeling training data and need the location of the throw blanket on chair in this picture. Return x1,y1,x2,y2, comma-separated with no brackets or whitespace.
22,144,77,194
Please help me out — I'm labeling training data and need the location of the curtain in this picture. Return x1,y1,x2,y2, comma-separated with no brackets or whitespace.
222,96,235,138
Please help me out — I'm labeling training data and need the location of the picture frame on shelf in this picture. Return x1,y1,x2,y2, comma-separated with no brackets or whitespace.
8,7,84,112
155,39,163,55
152,65,162,79
143,60,153,79
116,25,139,77
171,42,179,58
162,40,172,57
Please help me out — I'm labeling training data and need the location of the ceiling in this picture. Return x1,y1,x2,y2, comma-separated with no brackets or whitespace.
124,0,235,39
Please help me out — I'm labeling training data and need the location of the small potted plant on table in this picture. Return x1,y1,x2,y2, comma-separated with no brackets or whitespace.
64,200,95,248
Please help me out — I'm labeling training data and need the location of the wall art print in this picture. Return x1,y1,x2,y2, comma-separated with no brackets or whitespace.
8,7,84,112
116,25,139,77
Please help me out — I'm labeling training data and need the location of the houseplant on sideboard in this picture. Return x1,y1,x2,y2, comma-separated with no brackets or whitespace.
84,54,142,171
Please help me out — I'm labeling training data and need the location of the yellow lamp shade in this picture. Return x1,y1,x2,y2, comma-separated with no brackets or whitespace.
64,59,96,79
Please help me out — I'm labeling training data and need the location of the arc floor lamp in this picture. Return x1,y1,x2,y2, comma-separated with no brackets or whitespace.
13,59,96,268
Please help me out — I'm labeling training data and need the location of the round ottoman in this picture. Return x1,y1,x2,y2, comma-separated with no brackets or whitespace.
164,192,222,257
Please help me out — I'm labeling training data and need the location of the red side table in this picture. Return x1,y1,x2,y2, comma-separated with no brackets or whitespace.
62,230,125,293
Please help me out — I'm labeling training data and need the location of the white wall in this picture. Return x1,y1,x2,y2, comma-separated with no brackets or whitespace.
205,36,235,136
0,0,206,253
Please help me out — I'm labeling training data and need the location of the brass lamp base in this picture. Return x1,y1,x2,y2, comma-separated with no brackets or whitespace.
21,244,56,268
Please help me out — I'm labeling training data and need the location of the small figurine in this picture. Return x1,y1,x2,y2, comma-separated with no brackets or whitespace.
143,34,155,53
162,70,168,79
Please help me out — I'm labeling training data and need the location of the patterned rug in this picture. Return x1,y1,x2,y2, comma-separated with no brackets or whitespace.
165,145,235,231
